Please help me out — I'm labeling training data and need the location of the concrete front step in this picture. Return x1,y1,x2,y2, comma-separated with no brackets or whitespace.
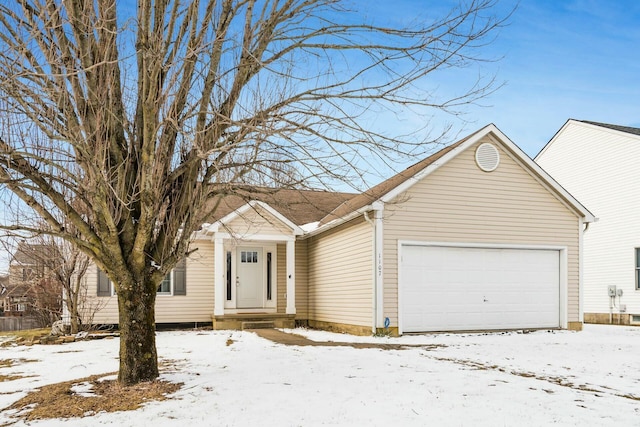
211,313,295,331
241,321,275,330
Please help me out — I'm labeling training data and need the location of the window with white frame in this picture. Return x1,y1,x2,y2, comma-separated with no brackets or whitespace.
157,272,172,295
97,258,186,297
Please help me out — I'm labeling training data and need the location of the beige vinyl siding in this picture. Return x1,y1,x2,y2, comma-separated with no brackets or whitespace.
295,239,309,319
307,216,373,327
155,240,214,322
384,136,581,326
224,206,292,236
88,239,215,324
537,122,640,315
86,265,118,324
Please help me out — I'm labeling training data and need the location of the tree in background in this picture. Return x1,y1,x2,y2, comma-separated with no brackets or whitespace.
4,235,92,333
28,234,92,334
0,0,507,384
5,241,60,324
55,240,92,335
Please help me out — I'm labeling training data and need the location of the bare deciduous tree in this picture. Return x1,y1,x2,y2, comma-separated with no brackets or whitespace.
4,240,61,326
58,243,92,335
0,0,507,384
33,233,92,335
3,233,92,333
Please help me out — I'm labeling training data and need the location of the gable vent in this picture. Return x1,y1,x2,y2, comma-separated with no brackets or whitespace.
475,143,500,172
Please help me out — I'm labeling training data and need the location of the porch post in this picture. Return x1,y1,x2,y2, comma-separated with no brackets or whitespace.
214,236,224,316
286,239,296,314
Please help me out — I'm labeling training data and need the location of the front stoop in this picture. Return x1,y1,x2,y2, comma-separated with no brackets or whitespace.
211,313,295,331
242,321,275,329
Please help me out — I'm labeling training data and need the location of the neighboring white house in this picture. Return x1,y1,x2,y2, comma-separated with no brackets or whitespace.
536,119,640,325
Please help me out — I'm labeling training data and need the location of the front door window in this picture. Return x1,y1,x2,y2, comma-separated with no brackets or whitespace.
241,250,258,263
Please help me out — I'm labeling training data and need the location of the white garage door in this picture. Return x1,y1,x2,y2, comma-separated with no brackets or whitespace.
400,245,560,332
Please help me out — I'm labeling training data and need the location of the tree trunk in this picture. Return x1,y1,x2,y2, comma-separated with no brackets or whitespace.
116,278,159,385
66,288,79,334
69,297,79,334
70,317,79,335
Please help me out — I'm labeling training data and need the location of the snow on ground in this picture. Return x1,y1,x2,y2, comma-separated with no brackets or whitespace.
0,324,638,426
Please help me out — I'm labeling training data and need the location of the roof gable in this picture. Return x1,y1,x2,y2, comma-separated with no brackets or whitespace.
319,124,595,228
318,136,470,225
10,242,58,265
210,200,304,236
537,119,640,160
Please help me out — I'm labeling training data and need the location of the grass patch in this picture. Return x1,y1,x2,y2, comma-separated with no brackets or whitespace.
5,373,182,422
0,358,38,368
0,358,38,382
0,373,33,382
0,329,50,347
619,393,640,401
0,329,50,340
0,359,14,368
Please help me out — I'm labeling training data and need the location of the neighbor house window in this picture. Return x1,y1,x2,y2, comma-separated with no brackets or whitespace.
22,268,32,281
157,273,172,295
636,248,640,290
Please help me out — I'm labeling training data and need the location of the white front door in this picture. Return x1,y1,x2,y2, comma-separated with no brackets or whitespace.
236,247,264,308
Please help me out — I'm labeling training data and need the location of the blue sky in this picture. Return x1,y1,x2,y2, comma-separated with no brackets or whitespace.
438,0,640,157
2,1,639,271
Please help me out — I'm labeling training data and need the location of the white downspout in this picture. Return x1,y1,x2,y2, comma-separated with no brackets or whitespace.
374,204,384,332
363,211,375,333
580,218,597,326
578,217,584,325
364,202,384,334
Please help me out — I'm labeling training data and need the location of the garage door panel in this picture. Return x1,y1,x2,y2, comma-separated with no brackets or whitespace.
400,245,560,332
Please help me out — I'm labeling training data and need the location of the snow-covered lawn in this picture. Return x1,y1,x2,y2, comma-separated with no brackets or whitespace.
0,324,638,426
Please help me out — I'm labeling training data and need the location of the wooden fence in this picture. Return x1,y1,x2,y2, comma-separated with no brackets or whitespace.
0,316,39,332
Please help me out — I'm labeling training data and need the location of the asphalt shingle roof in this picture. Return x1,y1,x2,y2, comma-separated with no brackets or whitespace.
580,120,640,136
205,127,484,228
318,132,476,226
203,188,356,227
